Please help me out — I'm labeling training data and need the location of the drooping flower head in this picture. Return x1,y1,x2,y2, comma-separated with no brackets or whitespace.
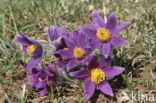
27,64,57,96
56,30,92,70
48,26,69,68
80,11,130,58
48,26,68,51
15,34,43,70
70,56,125,99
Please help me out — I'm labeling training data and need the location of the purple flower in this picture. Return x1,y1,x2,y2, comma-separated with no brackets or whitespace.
56,31,92,70
69,56,125,99
27,64,57,96
80,11,130,58
48,26,69,68
48,26,68,51
15,34,43,70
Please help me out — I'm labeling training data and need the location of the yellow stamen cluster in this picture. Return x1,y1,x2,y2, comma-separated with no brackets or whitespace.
26,44,38,55
96,28,111,42
91,68,105,84
73,47,86,59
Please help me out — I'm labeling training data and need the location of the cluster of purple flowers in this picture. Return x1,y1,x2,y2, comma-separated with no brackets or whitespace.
15,11,130,99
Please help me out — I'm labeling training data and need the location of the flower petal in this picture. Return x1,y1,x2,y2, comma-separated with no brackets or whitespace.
66,59,80,70
58,60,68,69
102,43,111,58
40,88,48,96
25,58,41,70
106,13,117,31
84,79,95,99
48,26,60,42
88,39,101,49
99,56,112,69
99,60,109,69
48,64,55,73
110,37,128,47
80,25,97,39
69,70,89,79
111,21,131,36
81,55,92,65
91,11,105,27
104,66,125,77
54,38,67,51
36,80,47,89
32,45,43,58
14,35,33,46
31,67,41,74
48,26,67,42
88,55,99,70
64,37,75,49
69,30,79,41
98,81,114,96
56,50,74,59
27,74,38,82
76,32,88,47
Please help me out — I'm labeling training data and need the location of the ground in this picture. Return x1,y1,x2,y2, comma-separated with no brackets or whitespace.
0,0,156,103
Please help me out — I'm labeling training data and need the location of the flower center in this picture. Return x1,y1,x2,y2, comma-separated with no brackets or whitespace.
91,68,105,84
73,47,86,59
96,28,111,42
26,45,38,55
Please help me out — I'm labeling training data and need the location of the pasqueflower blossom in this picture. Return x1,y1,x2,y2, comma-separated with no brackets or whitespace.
48,26,68,50
69,56,125,99
56,31,92,70
15,34,43,70
48,26,69,68
80,11,130,58
27,64,57,96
